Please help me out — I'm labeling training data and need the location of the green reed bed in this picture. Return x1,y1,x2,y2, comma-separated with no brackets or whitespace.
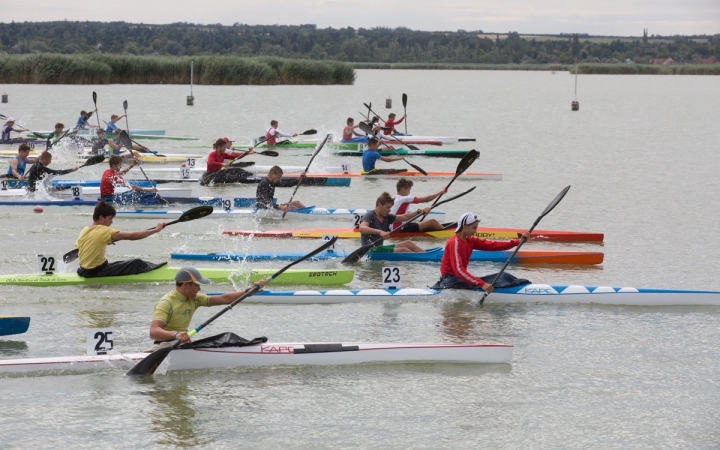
352,62,571,71
0,54,355,85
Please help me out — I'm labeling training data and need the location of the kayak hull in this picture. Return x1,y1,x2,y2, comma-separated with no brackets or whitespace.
0,317,30,336
223,227,605,243
0,341,512,374
115,208,445,221
172,248,604,265
0,266,354,287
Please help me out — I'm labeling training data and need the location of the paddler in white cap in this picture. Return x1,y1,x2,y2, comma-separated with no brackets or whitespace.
435,212,529,292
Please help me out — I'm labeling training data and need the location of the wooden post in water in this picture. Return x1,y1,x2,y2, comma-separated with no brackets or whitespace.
385,97,392,108
571,65,579,111
186,61,194,106
1,94,7,103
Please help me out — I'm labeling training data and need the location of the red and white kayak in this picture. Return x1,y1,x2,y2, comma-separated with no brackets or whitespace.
281,171,502,181
0,341,512,374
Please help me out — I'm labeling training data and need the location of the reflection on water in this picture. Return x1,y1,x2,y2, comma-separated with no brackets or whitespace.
76,310,116,329
437,299,528,343
0,340,29,355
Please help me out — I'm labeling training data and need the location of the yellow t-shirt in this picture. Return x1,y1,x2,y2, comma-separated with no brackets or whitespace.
151,289,210,332
74,225,119,270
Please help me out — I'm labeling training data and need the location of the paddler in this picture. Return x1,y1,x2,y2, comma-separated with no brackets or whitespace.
361,136,406,175
265,120,297,146
5,143,37,181
221,136,255,157
342,117,364,142
147,267,267,350
432,212,530,292
100,155,157,199
256,165,306,212
25,151,78,192
104,113,126,135
73,109,98,132
357,192,429,253
200,138,254,185
74,200,166,278
391,178,446,232
384,112,406,135
107,130,143,158
1,117,29,143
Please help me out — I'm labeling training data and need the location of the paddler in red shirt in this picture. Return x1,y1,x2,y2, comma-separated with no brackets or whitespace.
435,212,529,292
384,112,406,135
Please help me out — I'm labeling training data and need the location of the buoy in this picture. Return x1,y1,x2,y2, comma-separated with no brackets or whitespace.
1,94,7,103
385,97,392,108
33,205,43,213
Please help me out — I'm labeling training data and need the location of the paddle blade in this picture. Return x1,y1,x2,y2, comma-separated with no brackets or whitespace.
118,130,133,150
540,185,571,219
177,205,214,223
406,144,420,151
456,150,479,176
402,93,407,108
259,150,279,157
79,154,105,168
93,91,97,105
125,345,174,377
358,121,372,135
123,100,128,111
63,249,79,264
229,160,256,168
300,129,317,135
409,162,428,176
341,243,373,265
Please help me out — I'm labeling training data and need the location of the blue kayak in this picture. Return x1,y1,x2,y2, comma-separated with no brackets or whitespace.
0,316,30,336
0,196,267,207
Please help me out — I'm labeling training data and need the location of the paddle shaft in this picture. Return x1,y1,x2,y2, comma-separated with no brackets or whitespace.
421,150,479,220
281,134,329,218
478,185,571,305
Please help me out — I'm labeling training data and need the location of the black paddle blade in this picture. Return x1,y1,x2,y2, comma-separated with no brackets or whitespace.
63,249,80,264
406,144,420,151
301,129,317,135
341,244,372,265
259,150,279,157
409,162,428,176
402,93,407,107
80,154,105,168
125,345,174,377
540,185,571,219
229,160,256,167
123,100,128,111
118,130,133,150
177,205,214,223
358,121,372,135
93,91,97,104
457,150,479,175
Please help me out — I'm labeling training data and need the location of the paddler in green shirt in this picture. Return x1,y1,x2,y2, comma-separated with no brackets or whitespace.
148,267,267,350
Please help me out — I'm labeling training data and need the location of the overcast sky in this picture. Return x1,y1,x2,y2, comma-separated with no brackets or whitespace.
4,0,719,36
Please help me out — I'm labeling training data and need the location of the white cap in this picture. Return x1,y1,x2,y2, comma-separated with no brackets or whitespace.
455,212,480,232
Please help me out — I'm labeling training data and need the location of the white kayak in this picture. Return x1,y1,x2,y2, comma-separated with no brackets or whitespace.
115,207,445,221
0,186,192,198
143,165,345,174
214,285,720,306
0,341,512,375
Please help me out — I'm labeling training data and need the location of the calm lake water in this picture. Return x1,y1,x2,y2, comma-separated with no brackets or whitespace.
1,70,720,448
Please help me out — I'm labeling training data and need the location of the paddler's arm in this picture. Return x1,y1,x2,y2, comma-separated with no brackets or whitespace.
379,155,403,162
112,222,165,242
358,220,390,240
208,279,267,306
395,207,430,223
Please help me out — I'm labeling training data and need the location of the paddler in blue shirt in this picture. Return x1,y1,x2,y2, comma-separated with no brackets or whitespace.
5,143,37,181
148,267,267,350
1,117,29,143
361,136,406,175
105,113,126,135
74,109,98,132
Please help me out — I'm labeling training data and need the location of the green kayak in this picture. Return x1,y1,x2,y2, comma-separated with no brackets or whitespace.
0,266,354,287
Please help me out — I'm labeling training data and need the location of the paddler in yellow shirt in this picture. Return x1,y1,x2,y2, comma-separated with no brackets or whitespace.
74,200,166,278
148,267,267,350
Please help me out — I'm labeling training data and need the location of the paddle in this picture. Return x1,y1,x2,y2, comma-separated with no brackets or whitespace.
77,154,106,169
281,133,330,218
358,122,427,175
63,205,214,264
255,129,317,147
228,160,256,168
117,131,169,206
93,92,101,129
402,93,408,134
420,149,479,220
478,185,571,306
341,186,477,264
125,235,339,377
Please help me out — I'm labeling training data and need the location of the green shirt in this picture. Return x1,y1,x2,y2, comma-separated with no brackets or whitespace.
151,289,210,332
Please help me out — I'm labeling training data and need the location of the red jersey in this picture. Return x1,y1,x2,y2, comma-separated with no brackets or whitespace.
206,150,238,173
100,168,124,197
385,116,405,133
440,235,520,287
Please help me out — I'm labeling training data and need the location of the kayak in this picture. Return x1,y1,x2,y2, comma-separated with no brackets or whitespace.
143,165,345,174
0,186,192,198
0,196,264,208
0,266,354,287
115,207,445,221
0,338,512,375
452,284,720,306
30,129,166,136
277,171,502,181
190,175,351,187
249,138,443,147
211,284,720,306
171,248,604,265
223,226,605,243
0,316,30,336
331,148,469,158
28,131,196,141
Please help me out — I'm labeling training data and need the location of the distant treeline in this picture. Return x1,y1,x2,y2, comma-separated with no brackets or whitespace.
353,62,720,75
1,21,719,67
0,54,355,84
